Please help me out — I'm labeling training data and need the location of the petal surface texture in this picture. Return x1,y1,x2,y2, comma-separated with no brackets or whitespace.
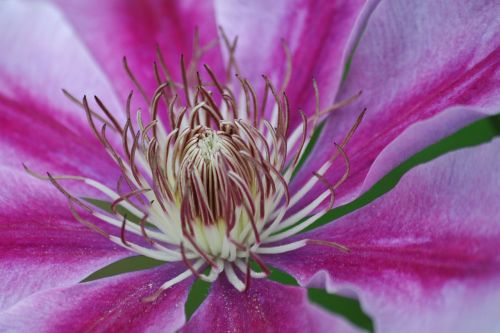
0,0,121,184
0,265,191,333
182,277,365,333
292,0,500,207
0,168,131,312
215,0,378,128
268,138,500,333
49,0,222,104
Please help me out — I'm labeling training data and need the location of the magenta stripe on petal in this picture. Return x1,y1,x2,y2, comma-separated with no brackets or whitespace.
0,168,132,312
0,1,123,185
182,276,365,333
0,94,121,187
0,265,191,333
50,0,223,109
292,0,500,209
267,138,500,333
0,0,122,130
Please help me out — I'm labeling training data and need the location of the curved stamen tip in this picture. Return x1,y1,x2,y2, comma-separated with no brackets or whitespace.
142,289,163,303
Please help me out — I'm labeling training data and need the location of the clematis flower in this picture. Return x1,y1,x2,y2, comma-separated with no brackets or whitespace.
1,0,499,332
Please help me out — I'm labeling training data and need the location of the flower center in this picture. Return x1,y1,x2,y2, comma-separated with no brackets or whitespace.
177,126,255,225
191,130,224,162
26,31,364,299
172,123,277,263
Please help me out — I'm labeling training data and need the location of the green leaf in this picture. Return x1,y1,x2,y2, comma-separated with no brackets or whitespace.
291,121,325,179
268,266,372,331
185,277,211,320
309,288,373,332
82,255,164,282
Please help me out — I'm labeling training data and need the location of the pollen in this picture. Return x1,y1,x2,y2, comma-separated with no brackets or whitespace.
196,130,223,160
26,29,364,299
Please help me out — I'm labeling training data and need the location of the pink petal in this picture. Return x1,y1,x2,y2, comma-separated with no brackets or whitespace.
0,94,120,185
0,0,122,130
182,277,364,333
0,1,121,183
267,138,500,332
0,265,191,333
0,167,132,312
215,0,378,129
50,0,222,106
292,0,500,208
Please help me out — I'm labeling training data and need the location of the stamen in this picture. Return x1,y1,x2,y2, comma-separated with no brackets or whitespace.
111,188,150,214
280,39,292,94
256,240,308,254
138,214,156,245
120,214,129,246
248,252,270,277
46,173,91,212
307,239,350,253
29,31,366,296
312,172,336,210
180,242,203,279
123,56,149,104
224,261,246,292
235,259,267,279
180,54,192,107
310,79,321,133
68,201,109,238
142,259,204,302
94,95,123,133
203,64,225,96
219,26,240,79
62,89,117,132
